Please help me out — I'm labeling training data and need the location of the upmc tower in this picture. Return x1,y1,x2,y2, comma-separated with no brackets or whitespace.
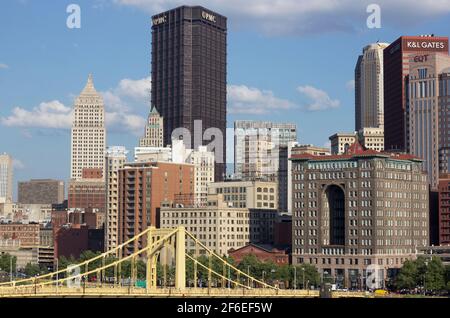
384,35,449,152
151,6,227,181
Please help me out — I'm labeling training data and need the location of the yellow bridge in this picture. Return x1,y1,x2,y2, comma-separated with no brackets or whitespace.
0,227,369,298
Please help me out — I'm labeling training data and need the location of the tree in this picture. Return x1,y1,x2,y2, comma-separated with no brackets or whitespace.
396,259,418,290
423,257,445,291
0,253,16,276
24,263,41,277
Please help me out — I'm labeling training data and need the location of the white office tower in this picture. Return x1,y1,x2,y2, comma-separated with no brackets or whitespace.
0,154,13,204
105,146,128,251
355,42,389,131
70,74,106,180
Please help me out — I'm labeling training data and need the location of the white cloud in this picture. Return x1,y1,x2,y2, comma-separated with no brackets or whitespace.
346,80,355,91
0,100,73,129
1,77,150,136
0,63,8,69
227,84,295,115
113,0,450,36
297,85,340,111
12,159,25,170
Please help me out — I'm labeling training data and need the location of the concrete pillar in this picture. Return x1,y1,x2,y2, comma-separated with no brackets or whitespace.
175,226,186,290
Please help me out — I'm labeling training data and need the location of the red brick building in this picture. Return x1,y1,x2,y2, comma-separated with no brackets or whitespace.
68,180,106,212
54,226,104,259
228,244,289,265
118,162,195,255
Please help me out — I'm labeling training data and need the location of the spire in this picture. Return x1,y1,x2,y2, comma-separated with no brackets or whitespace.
81,73,97,95
150,104,160,115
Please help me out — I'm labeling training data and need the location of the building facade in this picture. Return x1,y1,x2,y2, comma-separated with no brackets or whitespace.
105,146,128,252
407,53,450,188
187,146,215,206
139,105,164,148
438,175,450,245
355,43,389,131
0,223,40,247
151,6,227,181
118,162,195,256
330,129,384,155
68,178,106,213
70,74,106,180
384,35,449,152
0,154,13,204
18,179,64,205
291,143,429,289
208,180,278,210
329,133,357,155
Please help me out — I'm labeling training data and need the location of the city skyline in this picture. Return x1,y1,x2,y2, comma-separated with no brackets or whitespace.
1,1,450,198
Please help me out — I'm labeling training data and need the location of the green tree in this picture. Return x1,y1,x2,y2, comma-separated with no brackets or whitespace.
423,257,445,291
396,259,418,290
24,263,41,277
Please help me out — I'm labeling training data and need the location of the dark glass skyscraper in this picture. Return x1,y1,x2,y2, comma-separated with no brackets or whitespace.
151,6,227,181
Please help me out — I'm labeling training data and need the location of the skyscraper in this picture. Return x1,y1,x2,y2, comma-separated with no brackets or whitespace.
139,105,164,147
355,42,389,131
0,153,13,203
105,146,128,251
70,74,106,180
407,52,450,188
384,35,449,151
151,6,227,181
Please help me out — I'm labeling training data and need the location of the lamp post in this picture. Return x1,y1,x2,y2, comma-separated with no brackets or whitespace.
10,256,13,282
423,259,429,296
302,267,305,290
262,271,266,286
294,267,297,290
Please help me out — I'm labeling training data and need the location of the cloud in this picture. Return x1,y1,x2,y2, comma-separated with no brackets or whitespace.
346,80,355,91
0,63,9,69
1,77,150,136
112,0,450,36
297,85,340,111
12,159,25,170
227,84,295,115
0,101,73,129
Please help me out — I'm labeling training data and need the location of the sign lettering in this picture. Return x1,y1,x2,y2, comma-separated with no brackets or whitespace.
152,16,166,26
202,11,216,23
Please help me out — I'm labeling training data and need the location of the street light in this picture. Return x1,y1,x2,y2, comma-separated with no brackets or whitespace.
262,271,266,286
302,267,305,290
10,256,13,282
423,259,429,296
294,267,297,290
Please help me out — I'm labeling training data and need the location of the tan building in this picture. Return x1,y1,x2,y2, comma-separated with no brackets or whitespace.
407,53,450,189
0,153,13,204
105,146,128,252
186,146,215,207
357,127,384,152
208,180,278,210
70,74,106,180
18,179,65,205
11,204,52,224
139,105,164,147
291,142,429,289
0,240,39,269
0,223,40,247
118,162,195,256
330,128,384,155
355,42,389,131
68,177,106,213
291,144,331,156
160,193,277,256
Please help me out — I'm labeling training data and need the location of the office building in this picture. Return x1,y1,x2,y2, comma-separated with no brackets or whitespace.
384,35,449,151
407,53,450,188
438,174,450,245
118,162,195,256
0,154,13,204
208,180,278,210
160,193,277,256
139,105,164,148
329,128,384,155
0,223,40,247
68,168,106,213
291,142,429,289
70,74,106,180
355,43,389,131
105,146,128,251
18,179,64,205
151,6,227,180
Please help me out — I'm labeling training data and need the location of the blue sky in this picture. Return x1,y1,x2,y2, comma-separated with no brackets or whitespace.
1,0,450,199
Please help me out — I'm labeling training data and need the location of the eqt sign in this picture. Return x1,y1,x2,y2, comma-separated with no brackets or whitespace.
414,54,429,62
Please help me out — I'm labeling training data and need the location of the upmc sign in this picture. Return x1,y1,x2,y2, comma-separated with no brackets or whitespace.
403,38,449,52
